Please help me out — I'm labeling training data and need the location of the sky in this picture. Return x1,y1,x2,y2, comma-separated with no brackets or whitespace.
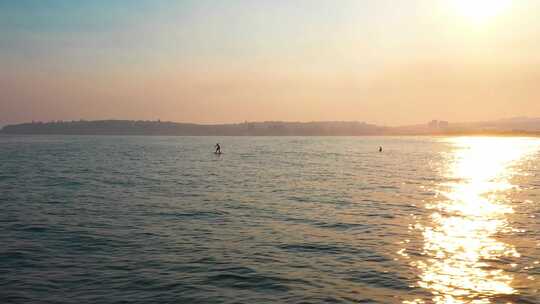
2,0,540,126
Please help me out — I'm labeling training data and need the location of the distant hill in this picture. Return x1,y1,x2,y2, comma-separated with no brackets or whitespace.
390,117,540,135
460,117,540,132
0,120,387,136
2,118,540,136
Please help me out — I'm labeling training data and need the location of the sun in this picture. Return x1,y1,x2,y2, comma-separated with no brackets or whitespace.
450,0,512,23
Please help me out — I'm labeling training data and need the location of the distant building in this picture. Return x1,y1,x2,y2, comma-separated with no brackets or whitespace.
428,120,439,129
428,120,450,130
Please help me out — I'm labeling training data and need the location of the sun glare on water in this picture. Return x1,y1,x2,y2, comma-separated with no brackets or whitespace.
403,137,540,304
450,0,512,23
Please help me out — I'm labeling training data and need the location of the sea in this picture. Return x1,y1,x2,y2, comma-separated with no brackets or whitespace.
1,135,539,304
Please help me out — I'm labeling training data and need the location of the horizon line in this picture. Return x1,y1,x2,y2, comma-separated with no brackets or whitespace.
3,116,540,129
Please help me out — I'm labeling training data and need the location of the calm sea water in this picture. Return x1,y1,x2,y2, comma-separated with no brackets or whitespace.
1,136,539,304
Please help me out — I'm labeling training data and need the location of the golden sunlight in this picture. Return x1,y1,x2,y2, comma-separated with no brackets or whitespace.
450,0,512,24
405,137,540,304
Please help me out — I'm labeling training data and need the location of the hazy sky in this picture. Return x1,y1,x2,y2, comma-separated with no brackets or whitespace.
2,0,540,126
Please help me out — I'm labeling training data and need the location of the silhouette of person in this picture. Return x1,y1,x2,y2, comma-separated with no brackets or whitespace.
215,143,221,154
379,146,383,152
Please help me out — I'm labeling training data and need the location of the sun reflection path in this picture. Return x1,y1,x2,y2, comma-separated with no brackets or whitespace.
403,137,540,304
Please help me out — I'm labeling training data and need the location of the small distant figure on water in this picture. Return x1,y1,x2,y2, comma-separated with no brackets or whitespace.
215,143,221,154
379,146,383,152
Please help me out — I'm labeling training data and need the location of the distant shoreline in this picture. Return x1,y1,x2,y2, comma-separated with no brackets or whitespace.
1,120,539,137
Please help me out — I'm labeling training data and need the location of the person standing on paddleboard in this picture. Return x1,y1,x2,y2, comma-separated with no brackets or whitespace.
215,143,221,154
